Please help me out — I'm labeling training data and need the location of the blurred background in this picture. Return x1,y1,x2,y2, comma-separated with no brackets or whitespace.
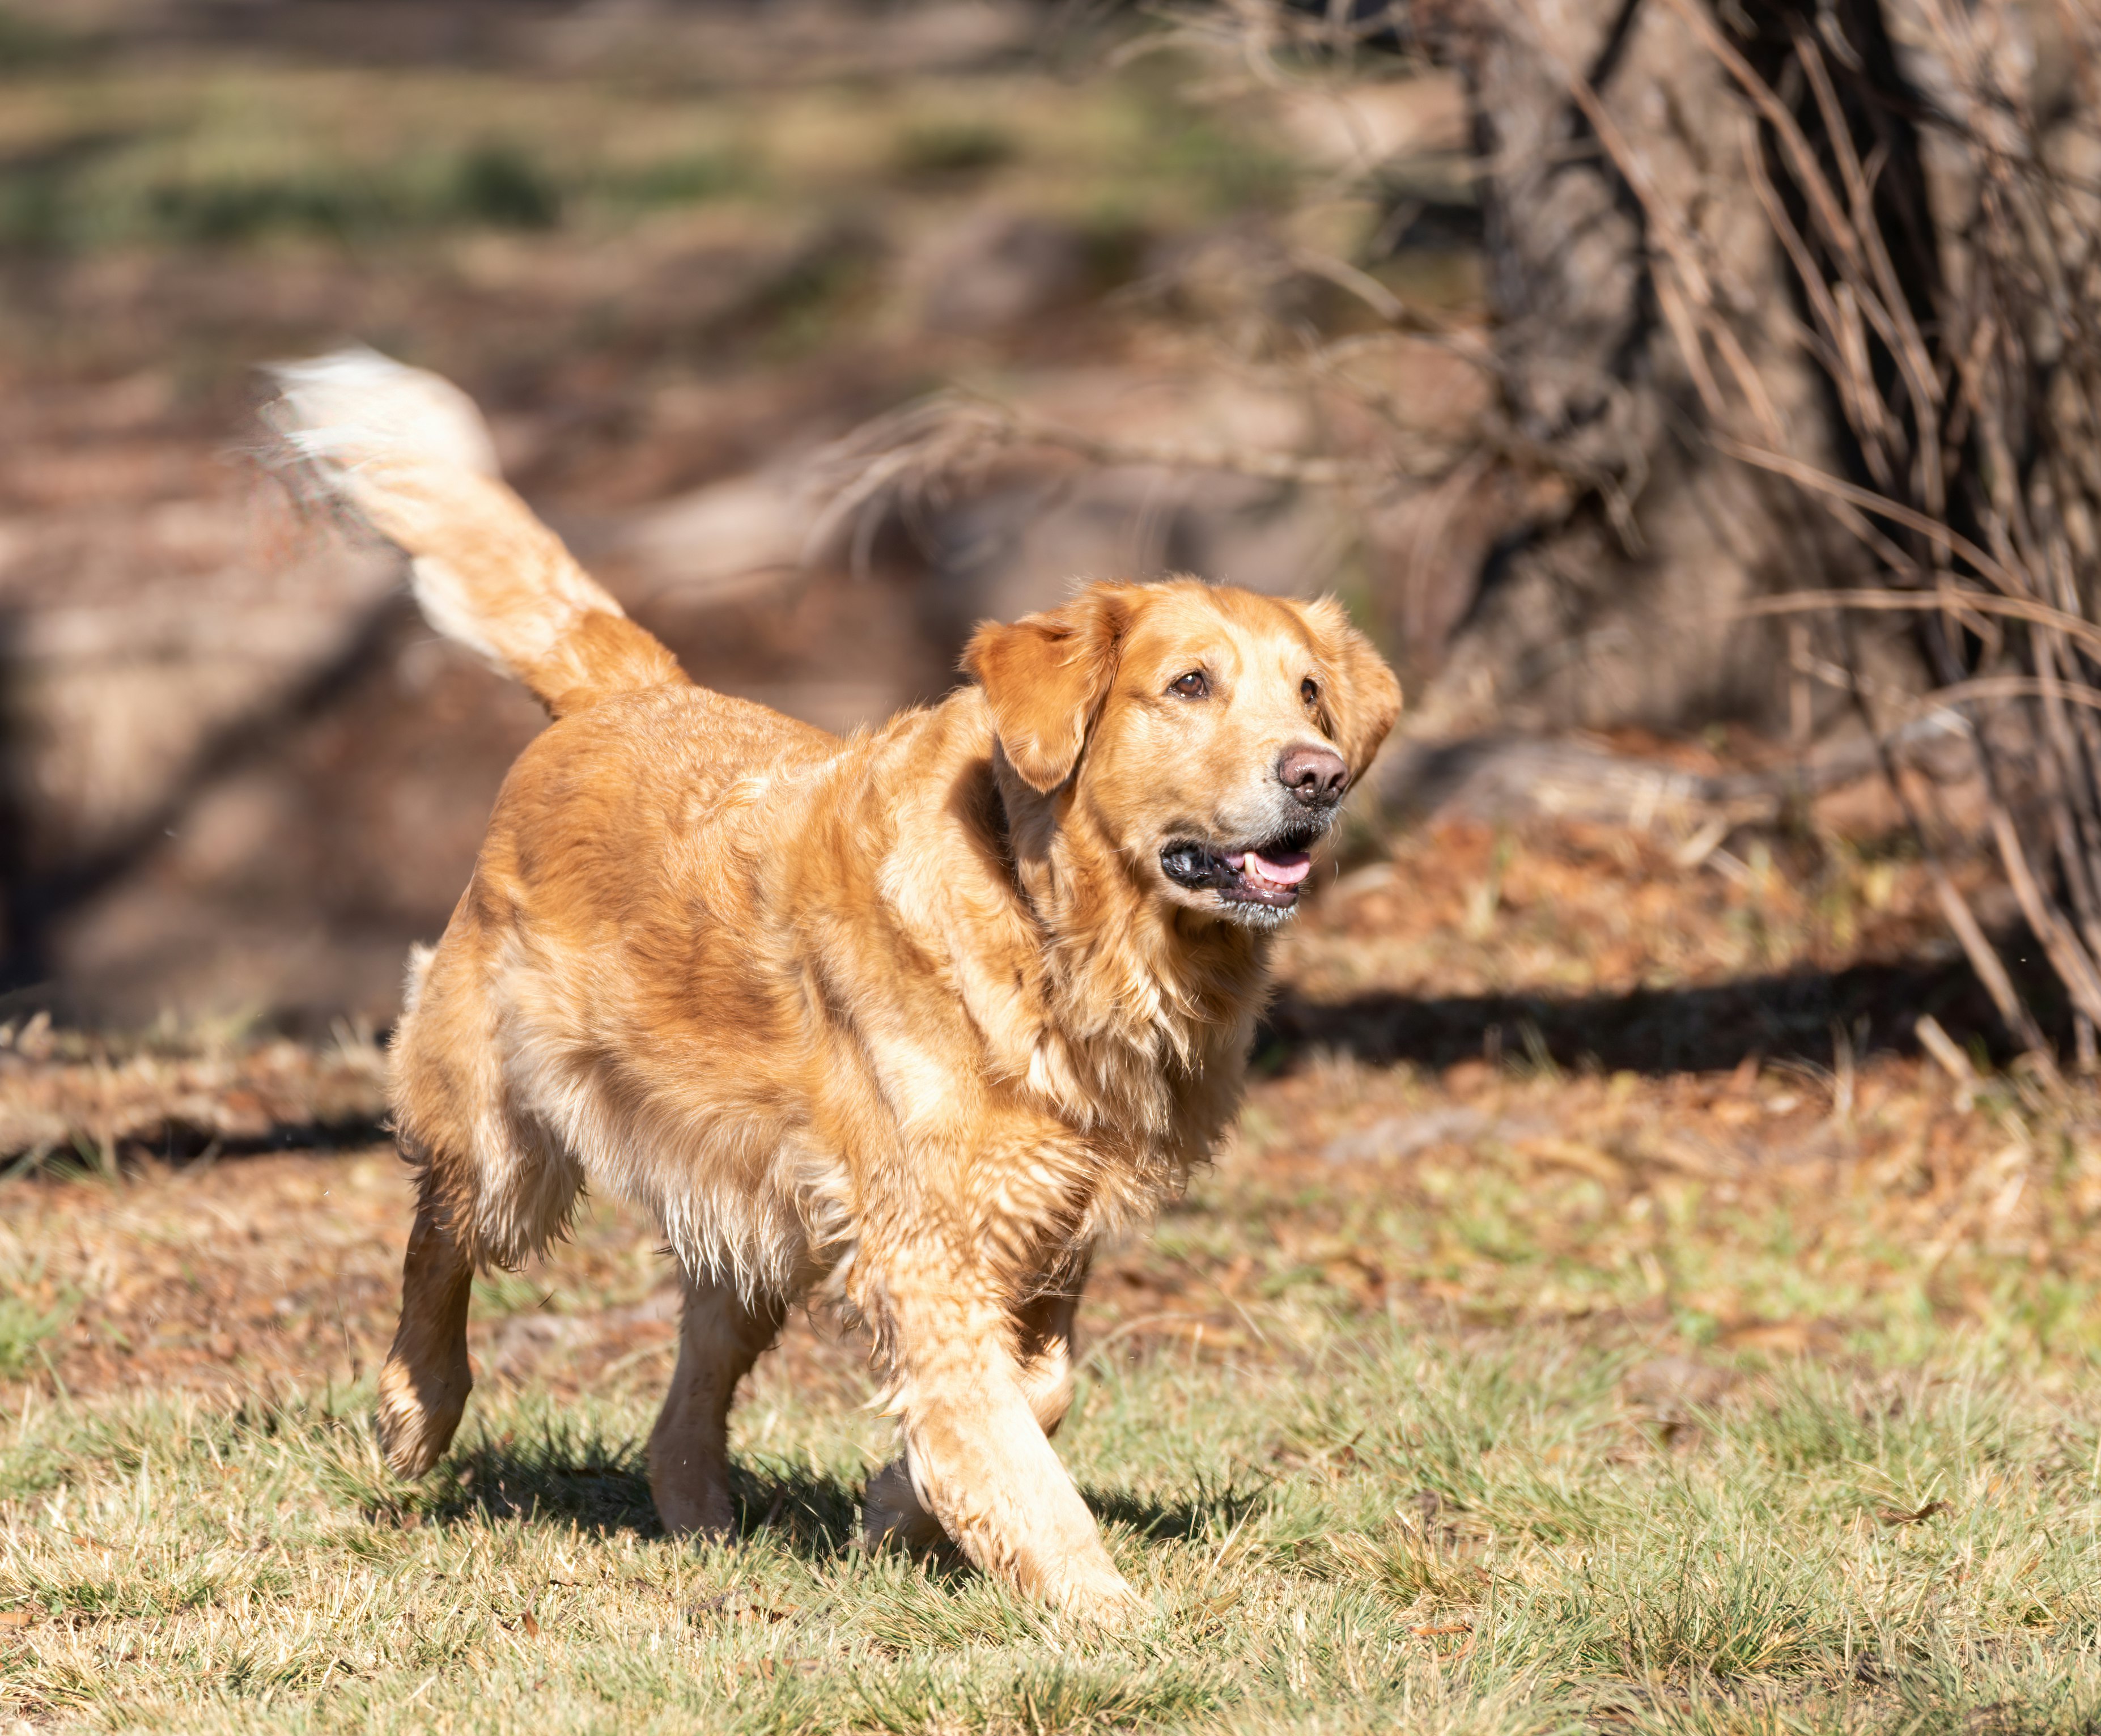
0,0,1490,1029
0,0,2095,1064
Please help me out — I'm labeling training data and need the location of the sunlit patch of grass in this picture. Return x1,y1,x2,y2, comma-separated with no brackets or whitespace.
604,148,754,210
0,1293,67,1380
5,138,567,251
8,1184,2101,1729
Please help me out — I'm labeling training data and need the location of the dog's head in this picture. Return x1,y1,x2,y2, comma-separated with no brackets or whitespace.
965,579,1401,928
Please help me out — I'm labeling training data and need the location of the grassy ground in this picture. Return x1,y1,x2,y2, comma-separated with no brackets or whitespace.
9,1318,2101,1734
6,820,2101,1733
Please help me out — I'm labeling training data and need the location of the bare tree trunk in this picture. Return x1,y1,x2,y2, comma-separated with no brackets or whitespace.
1386,0,2101,1053
1404,0,1930,738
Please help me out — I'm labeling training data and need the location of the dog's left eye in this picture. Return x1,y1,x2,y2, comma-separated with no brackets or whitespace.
1300,677,1319,707
1170,671,1209,699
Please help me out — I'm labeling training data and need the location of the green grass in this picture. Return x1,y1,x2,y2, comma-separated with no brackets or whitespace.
0,1242,73,1380
0,1293,66,1380
7,1325,2101,1732
0,57,1302,258
0,137,570,252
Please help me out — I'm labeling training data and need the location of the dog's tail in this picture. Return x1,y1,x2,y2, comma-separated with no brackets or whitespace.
265,346,684,718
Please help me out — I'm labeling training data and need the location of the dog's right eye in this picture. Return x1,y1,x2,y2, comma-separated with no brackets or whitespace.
1169,671,1209,699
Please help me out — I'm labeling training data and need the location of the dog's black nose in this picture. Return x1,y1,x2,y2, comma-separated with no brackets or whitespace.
1278,744,1348,808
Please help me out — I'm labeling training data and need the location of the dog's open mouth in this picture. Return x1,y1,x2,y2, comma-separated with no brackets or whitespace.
1159,826,1321,908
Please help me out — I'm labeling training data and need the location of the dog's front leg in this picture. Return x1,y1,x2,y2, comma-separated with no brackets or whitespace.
875,1275,1136,1619
864,1270,1089,1555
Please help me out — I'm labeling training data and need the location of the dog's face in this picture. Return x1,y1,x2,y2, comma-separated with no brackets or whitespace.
965,579,1402,928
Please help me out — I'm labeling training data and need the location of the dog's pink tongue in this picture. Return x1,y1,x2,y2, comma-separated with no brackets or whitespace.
1245,849,1311,886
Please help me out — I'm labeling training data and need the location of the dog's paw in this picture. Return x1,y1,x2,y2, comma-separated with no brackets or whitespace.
647,1454,737,1542
861,1457,949,1555
374,1357,466,1479
1047,1568,1149,1628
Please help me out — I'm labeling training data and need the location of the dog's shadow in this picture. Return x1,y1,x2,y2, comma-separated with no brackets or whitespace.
1086,1479,1270,1544
382,1427,1257,1569
393,1428,863,1557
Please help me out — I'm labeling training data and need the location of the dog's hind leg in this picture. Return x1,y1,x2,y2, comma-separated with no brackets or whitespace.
860,1457,949,1556
647,1271,787,1539
375,1196,477,1478
1012,1266,1088,1438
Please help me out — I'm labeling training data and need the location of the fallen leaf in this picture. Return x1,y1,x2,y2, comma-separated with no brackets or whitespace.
1725,1321,1814,1353
1877,1501,1951,1526
696,1588,799,1624
521,1611,541,1638
745,1658,821,1680
1517,1137,1627,1186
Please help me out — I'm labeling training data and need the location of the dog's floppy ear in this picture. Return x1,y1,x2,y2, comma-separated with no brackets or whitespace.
1290,595,1402,780
964,584,1137,793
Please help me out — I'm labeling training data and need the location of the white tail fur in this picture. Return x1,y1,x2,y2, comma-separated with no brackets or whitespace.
266,346,681,716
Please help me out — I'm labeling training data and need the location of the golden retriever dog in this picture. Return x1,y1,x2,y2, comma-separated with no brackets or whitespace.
268,349,1399,1618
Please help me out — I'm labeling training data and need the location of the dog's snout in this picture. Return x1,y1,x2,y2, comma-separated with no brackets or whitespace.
1278,743,1348,808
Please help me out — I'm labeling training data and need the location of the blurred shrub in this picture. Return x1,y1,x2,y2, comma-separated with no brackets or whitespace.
606,148,750,210
0,138,578,251
0,5,93,71
892,120,1017,179
448,142,559,231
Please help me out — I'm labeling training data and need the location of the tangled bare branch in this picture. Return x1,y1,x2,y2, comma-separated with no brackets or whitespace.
1617,0,2101,1059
